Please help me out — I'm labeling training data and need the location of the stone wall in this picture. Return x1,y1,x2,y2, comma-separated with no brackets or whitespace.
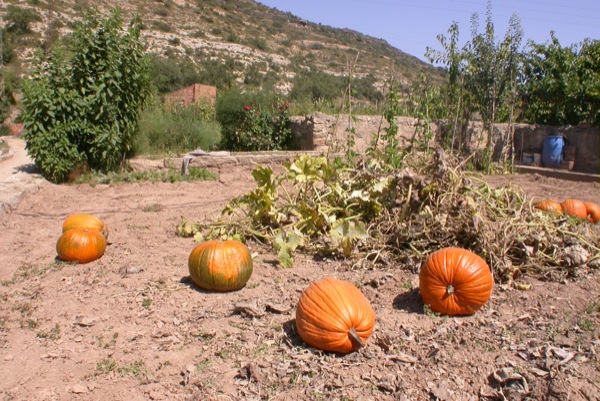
290,113,599,174
290,112,432,154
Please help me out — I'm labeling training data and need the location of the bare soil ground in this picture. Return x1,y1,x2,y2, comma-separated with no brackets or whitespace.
1,138,599,401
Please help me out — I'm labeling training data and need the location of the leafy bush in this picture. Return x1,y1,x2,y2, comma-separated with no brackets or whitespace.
0,67,20,122
216,90,293,151
229,101,292,151
0,126,11,137
21,8,151,183
215,90,252,145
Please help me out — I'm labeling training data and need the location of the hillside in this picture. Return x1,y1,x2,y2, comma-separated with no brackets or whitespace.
1,0,446,93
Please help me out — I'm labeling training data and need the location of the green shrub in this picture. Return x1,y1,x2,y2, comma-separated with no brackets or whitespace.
152,20,172,33
21,9,151,183
134,99,221,156
290,70,346,102
0,67,20,122
218,92,293,151
3,5,42,36
196,59,238,90
0,126,11,137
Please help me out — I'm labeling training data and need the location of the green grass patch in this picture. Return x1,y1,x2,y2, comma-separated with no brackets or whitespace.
74,166,216,185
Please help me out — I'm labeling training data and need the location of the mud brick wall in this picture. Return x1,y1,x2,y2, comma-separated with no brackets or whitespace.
164,84,216,110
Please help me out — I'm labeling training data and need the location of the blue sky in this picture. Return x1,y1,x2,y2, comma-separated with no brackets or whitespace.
255,0,600,62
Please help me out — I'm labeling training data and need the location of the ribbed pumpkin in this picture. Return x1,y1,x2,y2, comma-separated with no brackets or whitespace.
56,228,107,264
62,214,109,240
584,201,600,223
188,240,253,292
561,199,588,219
295,277,375,354
419,247,493,316
533,200,563,216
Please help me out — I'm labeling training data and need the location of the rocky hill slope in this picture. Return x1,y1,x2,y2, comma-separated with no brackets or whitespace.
2,0,446,93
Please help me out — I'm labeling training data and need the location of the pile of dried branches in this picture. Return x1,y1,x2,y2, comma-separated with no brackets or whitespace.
373,148,600,284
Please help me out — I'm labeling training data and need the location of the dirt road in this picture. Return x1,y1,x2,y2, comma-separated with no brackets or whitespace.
0,136,46,216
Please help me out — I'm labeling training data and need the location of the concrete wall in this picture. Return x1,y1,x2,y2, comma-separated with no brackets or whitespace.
290,113,599,174
511,123,599,174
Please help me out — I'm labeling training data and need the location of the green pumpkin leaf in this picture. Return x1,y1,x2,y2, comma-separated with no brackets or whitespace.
329,219,367,257
273,229,305,268
193,232,204,243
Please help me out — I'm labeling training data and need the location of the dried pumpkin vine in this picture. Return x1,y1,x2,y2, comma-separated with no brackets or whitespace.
177,90,599,284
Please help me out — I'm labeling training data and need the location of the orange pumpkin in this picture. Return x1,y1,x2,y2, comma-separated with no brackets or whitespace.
533,200,563,216
188,240,253,292
419,247,493,316
584,201,600,223
56,228,107,264
295,277,375,354
561,199,588,219
62,214,109,240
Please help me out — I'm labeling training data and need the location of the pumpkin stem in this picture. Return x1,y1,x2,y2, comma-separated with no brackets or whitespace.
447,284,455,295
348,327,365,349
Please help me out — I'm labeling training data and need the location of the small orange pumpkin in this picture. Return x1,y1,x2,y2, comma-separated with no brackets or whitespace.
533,200,563,216
561,199,588,219
419,247,493,316
56,228,107,264
188,240,253,292
62,214,109,240
584,201,600,223
295,277,375,354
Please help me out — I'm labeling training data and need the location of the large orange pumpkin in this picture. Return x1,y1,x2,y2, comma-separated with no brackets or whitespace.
62,214,109,240
188,240,253,292
295,277,375,354
56,228,107,264
561,199,588,219
419,247,493,316
584,202,600,223
533,200,563,216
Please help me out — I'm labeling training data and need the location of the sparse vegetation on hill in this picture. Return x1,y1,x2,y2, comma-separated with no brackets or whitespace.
0,0,446,96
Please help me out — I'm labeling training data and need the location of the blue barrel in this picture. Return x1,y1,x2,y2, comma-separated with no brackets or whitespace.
542,135,564,168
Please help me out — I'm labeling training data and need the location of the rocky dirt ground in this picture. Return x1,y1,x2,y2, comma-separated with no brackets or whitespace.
0,136,599,401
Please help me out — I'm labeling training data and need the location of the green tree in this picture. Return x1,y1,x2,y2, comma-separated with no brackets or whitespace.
465,3,523,164
426,21,470,152
522,35,599,127
21,8,151,183
426,6,523,162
